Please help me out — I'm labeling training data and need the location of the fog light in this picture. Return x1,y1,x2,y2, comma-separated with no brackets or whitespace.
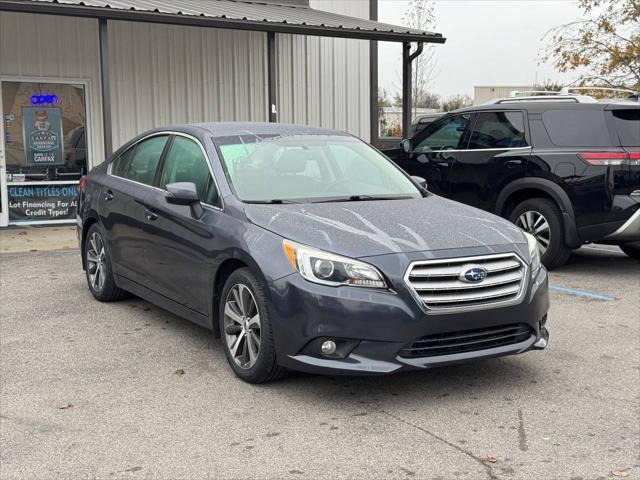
321,340,337,355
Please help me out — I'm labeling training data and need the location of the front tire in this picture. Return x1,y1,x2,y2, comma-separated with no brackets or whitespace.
84,223,129,301
219,268,286,383
620,241,640,259
510,198,571,269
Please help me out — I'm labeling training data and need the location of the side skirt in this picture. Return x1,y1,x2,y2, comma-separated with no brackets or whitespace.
115,274,212,330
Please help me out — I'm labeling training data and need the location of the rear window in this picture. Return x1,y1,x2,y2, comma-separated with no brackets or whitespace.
611,109,640,147
542,110,613,147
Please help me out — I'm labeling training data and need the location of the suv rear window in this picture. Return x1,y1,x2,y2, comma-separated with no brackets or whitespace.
611,109,640,147
542,110,613,147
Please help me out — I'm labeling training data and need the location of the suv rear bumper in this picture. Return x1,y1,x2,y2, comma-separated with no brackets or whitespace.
605,208,640,242
578,202,640,244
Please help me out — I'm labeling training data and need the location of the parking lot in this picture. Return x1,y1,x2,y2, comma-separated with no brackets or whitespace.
0,246,638,480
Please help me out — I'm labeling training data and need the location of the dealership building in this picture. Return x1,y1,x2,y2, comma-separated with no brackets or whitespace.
0,0,444,226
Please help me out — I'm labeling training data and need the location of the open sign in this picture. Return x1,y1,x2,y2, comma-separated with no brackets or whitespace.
30,94,59,105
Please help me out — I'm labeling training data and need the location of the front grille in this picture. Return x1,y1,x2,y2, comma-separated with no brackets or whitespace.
405,253,526,312
399,323,533,358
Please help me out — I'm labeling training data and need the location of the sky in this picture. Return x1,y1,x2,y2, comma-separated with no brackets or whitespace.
378,0,586,99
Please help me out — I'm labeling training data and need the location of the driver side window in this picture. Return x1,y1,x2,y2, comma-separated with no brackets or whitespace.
414,113,471,153
160,136,220,207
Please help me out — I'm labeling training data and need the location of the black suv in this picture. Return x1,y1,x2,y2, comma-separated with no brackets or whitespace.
385,98,640,268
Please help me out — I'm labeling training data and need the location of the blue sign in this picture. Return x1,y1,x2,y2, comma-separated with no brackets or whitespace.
30,94,59,105
23,106,64,166
8,184,79,221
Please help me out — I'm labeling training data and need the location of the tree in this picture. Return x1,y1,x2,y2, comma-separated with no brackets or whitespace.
440,94,472,112
378,87,392,108
392,92,403,108
416,92,441,109
542,0,640,90
401,0,439,115
533,79,564,92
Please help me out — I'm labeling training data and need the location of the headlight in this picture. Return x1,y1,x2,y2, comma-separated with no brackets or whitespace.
524,232,541,277
283,240,387,288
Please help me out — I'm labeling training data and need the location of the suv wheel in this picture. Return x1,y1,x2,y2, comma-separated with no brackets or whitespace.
219,268,286,383
620,241,640,259
510,198,571,269
84,223,129,301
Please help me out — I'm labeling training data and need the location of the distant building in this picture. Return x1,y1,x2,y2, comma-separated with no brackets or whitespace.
473,86,535,105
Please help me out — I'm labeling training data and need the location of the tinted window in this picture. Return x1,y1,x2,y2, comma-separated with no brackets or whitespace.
160,136,219,205
542,110,613,147
611,109,640,147
414,114,471,152
469,111,527,149
111,146,135,177
123,135,168,185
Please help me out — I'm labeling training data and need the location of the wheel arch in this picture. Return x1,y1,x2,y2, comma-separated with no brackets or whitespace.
80,215,101,270
211,251,271,339
496,178,581,248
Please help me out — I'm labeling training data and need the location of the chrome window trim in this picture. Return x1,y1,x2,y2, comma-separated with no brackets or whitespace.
107,130,224,211
403,252,529,314
415,146,532,154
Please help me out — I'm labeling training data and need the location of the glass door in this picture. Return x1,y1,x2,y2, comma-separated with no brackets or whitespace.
0,83,7,227
1,79,89,225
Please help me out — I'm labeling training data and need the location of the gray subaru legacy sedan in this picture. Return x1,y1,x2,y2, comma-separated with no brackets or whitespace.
77,123,549,383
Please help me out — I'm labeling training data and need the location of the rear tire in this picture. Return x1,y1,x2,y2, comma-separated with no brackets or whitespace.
84,223,129,301
620,241,640,259
510,198,571,270
219,268,287,383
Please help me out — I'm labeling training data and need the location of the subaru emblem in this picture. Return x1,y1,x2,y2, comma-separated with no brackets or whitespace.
460,265,488,283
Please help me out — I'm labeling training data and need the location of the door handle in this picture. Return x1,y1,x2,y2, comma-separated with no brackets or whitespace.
103,189,114,201
504,160,523,168
436,162,450,168
144,208,158,221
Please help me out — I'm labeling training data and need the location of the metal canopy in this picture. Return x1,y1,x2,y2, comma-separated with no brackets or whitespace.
0,0,446,43
0,0,445,150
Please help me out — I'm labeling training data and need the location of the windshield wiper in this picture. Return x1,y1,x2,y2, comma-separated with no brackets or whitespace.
313,195,414,203
244,199,300,204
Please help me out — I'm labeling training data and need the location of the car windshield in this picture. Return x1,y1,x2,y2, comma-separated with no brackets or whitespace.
214,134,422,203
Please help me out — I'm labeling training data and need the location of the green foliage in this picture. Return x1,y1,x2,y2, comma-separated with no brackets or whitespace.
440,94,472,112
533,79,564,92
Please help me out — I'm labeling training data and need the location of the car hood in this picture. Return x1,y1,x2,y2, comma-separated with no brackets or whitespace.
243,196,526,258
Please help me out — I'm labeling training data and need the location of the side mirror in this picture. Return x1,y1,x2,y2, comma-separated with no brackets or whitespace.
400,138,412,153
165,182,203,218
411,175,427,189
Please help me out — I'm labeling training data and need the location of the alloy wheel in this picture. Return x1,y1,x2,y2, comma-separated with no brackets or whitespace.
516,210,550,255
86,232,106,292
223,284,261,369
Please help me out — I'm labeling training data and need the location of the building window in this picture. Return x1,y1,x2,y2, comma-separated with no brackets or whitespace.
2,81,88,181
1,81,89,224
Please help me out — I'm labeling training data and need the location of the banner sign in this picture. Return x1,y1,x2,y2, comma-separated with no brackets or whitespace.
22,106,64,166
8,184,79,221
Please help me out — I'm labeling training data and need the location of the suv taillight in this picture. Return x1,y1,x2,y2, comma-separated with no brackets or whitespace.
578,152,629,166
78,175,88,192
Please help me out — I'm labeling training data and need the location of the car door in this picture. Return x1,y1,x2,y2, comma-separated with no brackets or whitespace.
99,134,169,287
394,113,472,197
143,134,223,315
448,110,530,212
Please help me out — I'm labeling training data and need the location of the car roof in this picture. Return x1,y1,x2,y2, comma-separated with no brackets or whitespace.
448,98,640,115
186,122,349,138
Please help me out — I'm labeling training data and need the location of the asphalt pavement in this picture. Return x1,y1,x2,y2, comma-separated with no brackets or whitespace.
0,246,638,479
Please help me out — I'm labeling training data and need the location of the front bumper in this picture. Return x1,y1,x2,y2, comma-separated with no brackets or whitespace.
267,264,549,375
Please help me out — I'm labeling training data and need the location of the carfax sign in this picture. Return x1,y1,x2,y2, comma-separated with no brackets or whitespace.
22,106,64,166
